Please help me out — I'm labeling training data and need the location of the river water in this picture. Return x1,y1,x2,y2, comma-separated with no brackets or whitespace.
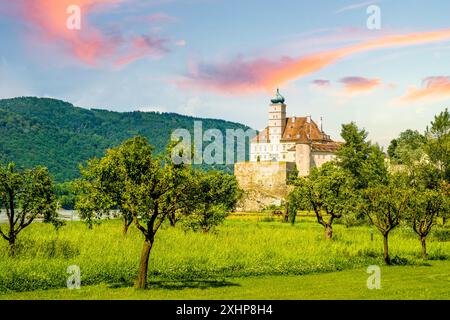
0,209,81,223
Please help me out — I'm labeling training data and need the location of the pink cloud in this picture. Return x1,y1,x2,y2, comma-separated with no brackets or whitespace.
181,28,450,94
312,80,331,88
143,13,178,23
400,76,450,103
6,0,170,66
339,76,382,94
175,39,187,47
114,35,168,66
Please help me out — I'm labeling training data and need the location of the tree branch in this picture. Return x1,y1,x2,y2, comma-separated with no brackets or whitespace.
0,227,9,241
133,215,148,235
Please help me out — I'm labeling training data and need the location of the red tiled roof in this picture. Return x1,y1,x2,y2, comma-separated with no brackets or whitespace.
252,117,337,146
311,142,342,153
281,117,326,143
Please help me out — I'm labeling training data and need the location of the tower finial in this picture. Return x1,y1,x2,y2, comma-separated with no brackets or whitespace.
270,88,285,104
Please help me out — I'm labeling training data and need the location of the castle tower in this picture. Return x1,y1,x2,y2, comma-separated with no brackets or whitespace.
295,143,311,176
268,89,286,144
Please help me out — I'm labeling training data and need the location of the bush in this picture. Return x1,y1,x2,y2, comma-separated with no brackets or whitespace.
432,229,450,242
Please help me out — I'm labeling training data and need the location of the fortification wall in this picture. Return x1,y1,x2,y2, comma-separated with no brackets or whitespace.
234,161,295,212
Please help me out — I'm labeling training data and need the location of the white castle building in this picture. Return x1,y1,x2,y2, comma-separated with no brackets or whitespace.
249,89,341,176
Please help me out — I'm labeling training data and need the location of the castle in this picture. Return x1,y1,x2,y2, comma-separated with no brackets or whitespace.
249,89,340,176
234,90,341,211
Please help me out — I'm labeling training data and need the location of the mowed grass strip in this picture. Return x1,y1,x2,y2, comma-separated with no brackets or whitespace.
2,261,449,300
0,216,449,293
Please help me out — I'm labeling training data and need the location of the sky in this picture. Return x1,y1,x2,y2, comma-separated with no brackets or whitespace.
1,0,450,148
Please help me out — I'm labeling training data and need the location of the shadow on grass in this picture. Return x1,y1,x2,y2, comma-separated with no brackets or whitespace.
109,279,241,291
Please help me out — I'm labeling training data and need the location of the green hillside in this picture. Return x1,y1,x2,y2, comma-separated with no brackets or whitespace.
0,97,252,182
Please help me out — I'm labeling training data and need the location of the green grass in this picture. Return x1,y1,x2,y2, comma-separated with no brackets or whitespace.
2,261,450,300
0,215,449,297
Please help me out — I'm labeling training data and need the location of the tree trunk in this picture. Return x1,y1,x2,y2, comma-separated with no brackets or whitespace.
8,233,16,256
383,233,391,265
324,225,333,240
122,221,129,236
420,236,428,260
283,202,289,223
135,238,153,289
443,216,447,226
168,213,176,227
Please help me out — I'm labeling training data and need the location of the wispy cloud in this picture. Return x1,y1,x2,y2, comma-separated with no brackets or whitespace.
4,0,171,66
398,76,450,104
114,35,169,66
180,28,450,94
312,79,331,88
145,13,178,23
334,1,378,14
175,39,187,47
339,76,381,94
125,12,178,24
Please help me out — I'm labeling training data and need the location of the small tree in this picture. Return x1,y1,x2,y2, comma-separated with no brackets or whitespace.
387,129,427,165
183,170,239,233
164,167,198,228
76,157,132,234
409,187,447,259
291,162,353,239
336,122,388,189
0,163,60,254
425,108,449,182
77,136,191,289
360,174,409,265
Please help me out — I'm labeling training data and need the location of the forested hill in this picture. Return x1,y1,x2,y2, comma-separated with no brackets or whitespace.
0,97,252,182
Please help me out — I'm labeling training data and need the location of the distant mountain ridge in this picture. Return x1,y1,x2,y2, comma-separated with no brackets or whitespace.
0,97,252,182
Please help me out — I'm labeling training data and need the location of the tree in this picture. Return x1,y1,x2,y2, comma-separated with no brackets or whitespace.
76,157,133,234
409,187,447,259
425,108,449,182
0,162,61,254
290,162,354,239
286,187,304,225
76,136,191,289
387,138,398,159
54,182,77,210
183,170,240,233
164,167,198,228
387,129,426,164
359,174,409,265
337,122,388,189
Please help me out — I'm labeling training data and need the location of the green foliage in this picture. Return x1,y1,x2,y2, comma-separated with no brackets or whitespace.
0,97,252,182
358,173,410,264
182,170,240,233
336,122,388,189
0,162,62,252
425,108,450,181
288,162,355,238
76,136,227,288
387,129,427,164
287,166,299,185
409,187,447,237
54,182,77,210
76,136,191,233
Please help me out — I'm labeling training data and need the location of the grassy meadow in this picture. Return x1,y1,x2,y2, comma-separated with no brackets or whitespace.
1,213,450,299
